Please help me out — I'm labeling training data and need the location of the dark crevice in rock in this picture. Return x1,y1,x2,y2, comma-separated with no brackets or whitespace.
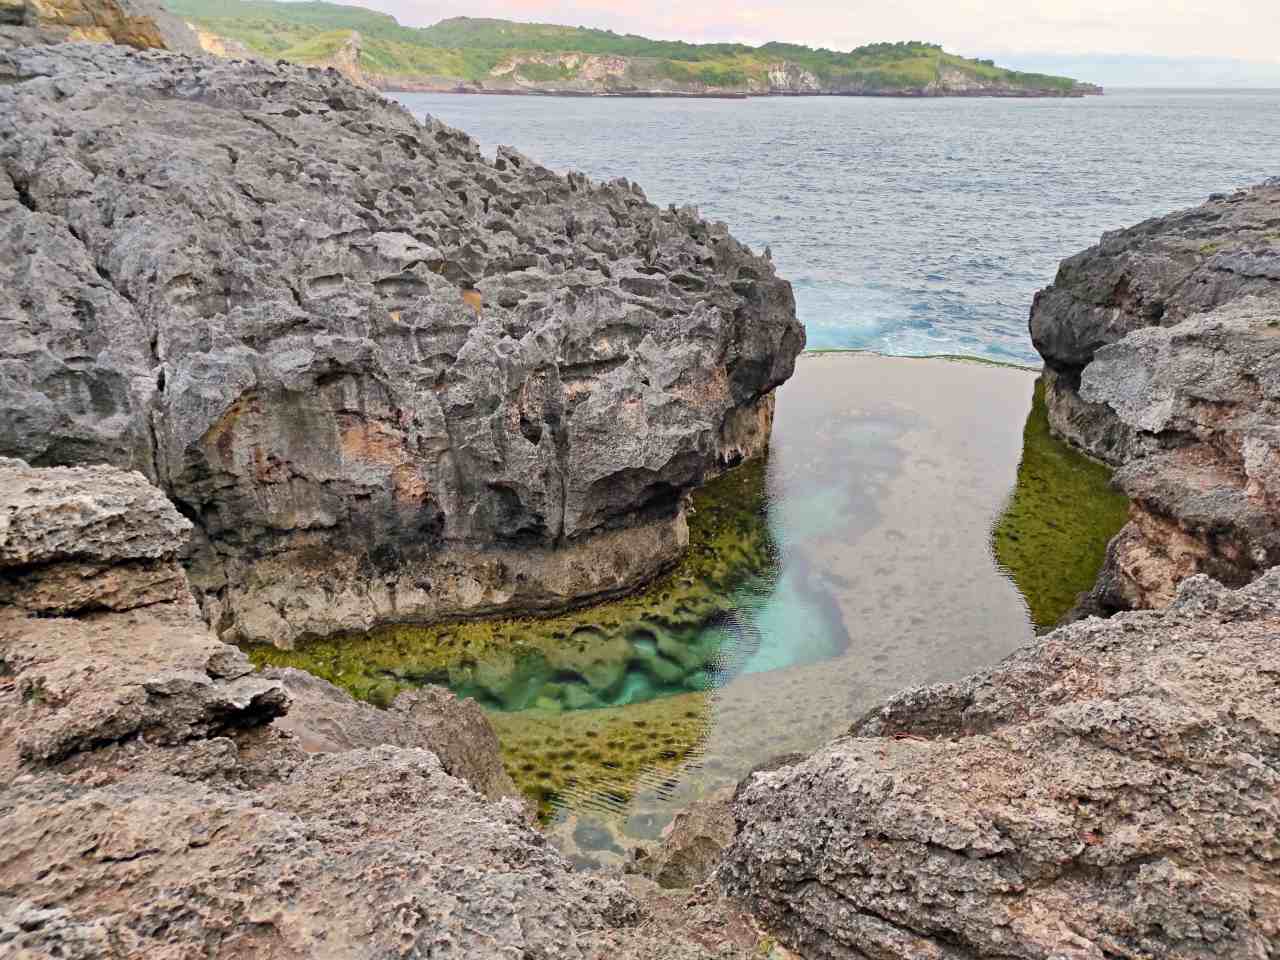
8,170,35,211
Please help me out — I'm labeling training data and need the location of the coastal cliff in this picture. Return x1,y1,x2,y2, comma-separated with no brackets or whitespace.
1031,180,1280,612
0,0,198,49
0,41,803,648
166,1,1101,99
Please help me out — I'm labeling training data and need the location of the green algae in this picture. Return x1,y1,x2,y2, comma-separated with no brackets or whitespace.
992,378,1130,630
247,457,776,711
489,691,711,817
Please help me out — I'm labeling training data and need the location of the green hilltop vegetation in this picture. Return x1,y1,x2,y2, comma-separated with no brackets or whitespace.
166,0,1095,95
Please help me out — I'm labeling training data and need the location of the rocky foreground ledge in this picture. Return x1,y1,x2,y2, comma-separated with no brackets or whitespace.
0,457,765,958
1030,179,1280,612
722,569,1280,958
0,41,803,648
701,185,1280,959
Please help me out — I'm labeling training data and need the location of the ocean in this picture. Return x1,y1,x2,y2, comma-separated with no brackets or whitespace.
393,88,1280,365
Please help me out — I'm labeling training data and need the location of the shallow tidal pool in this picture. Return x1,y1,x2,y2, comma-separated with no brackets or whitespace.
253,353,1127,866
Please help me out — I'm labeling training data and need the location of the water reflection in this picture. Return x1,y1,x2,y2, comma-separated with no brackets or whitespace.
537,354,1042,865
255,354,1075,864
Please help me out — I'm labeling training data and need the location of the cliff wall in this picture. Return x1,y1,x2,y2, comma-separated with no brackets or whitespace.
1030,180,1280,612
0,0,198,50
0,41,803,648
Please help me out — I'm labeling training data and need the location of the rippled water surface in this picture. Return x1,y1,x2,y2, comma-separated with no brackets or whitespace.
394,89,1280,364
498,355,1039,864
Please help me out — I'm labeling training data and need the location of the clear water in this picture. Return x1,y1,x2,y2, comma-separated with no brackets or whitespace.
481,355,1041,863
393,89,1280,365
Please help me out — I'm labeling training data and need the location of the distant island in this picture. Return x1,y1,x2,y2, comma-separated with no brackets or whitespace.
166,0,1103,98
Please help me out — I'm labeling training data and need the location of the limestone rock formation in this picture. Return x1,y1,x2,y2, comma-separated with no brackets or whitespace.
265,665,521,801
0,42,804,647
0,458,759,959
633,787,738,889
0,456,193,614
1029,179,1280,612
720,570,1280,959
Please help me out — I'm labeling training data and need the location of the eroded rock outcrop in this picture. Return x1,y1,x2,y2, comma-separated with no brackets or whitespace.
1030,179,1280,612
0,459,764,958
265,665,520,801
0,42,803,648
721,570,1280,959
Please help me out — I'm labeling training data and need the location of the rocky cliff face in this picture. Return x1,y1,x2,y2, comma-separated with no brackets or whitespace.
721,570,1280,959
0,457,765,958
1030,180,1280,612
0,42,803,647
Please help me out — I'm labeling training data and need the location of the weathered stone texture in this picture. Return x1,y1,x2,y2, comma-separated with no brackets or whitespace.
721,571,1280,959
0,0,196,50
0,462,753,959
0,42,803,647
265,665,520,802
1029,181,1280,613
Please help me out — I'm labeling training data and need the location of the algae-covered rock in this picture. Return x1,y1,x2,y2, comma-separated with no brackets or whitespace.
248,457,776,712
1030,182,1280,613
991,379,1129,628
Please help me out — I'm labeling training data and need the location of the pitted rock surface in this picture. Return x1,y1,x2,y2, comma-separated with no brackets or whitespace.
0,456,193,613
0,42,803,647
1031,179,1280,428
265,665,520,802
1027,181,1280,613
0,0,194,51
720,570,1280,959
0,463,758,959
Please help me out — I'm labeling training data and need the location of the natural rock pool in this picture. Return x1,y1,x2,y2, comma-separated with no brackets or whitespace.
252,353,1127,865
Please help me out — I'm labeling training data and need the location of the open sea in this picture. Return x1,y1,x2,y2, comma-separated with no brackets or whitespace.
393,88,1280,365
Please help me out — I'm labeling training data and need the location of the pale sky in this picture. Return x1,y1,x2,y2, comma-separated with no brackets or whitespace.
362,0,1280,66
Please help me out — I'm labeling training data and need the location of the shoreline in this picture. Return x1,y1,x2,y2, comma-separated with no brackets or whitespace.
801,346,1042,372
381,84,1102,100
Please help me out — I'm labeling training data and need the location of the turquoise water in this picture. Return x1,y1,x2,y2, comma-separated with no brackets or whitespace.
393,89,1280,365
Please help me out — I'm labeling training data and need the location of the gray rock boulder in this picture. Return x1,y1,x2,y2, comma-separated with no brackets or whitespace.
0,42,803,647
1031,180,1280,465
266,665,521,802
0,0,196,51
1028,182,1280,613
0,456,192,613
0,461,754,959
1078,299,1280,609
720,570,1280,959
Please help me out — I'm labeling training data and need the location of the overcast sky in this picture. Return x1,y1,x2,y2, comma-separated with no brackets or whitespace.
362,0,1280,69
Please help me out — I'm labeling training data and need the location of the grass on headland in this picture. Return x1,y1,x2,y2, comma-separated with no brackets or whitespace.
165,0,1092,93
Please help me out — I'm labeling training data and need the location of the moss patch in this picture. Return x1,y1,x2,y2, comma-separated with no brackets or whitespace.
489,691,711,818
993,378,1130,629
247,458,775,710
